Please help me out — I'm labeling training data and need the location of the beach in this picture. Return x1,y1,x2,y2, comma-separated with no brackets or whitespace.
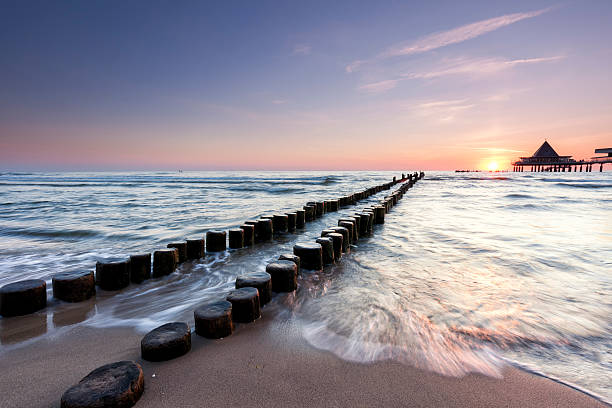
0,302,607,408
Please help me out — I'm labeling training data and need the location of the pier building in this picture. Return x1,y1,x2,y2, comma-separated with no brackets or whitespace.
512,141,611,172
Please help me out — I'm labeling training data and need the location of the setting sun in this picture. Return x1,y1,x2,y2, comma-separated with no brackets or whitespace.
487,161,499,171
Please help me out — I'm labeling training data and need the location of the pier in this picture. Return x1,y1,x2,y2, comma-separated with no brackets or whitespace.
512,141,611,172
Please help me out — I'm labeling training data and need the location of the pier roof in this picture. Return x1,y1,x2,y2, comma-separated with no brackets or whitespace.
518,141,572,161
513,141,574,165
532,141,559,158
594,148,612,157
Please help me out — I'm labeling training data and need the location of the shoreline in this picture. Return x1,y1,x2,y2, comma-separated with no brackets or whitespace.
0,302,607,408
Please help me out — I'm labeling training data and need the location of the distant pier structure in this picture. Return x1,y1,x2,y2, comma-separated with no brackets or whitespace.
512,141,611,172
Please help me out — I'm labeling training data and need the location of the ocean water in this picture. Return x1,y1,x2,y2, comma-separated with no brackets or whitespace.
0,171,610,402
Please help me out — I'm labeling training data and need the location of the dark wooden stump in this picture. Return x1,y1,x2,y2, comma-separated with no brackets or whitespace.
272,214,288,233
206,230,227,252
343,217,360,241
60,361,144,408
53,271,95,303
374,206,385,224
226,287,260,323
327,233,343,260
194,301,233,339
278,253,300,272
255,218,273,242
228,229,244,249
303,205,315,221
324,200,338,212
129,254,151,283
266,261,298,292
167,242,187,263
315,201,325,216
95,260,130,291
293,243,323,270
296,210,306,228
153,248,178,277
316,237,335,265
331,227,350,253
0,279,47,317
360,212,372,235
338,220,356,243
141,322,191,361
286,212,297,232
321,229,336,237
352,214,363,236
348,217,360,241
236,272,272,305
367,210,375,232
186,239,205,260
240,224,255,246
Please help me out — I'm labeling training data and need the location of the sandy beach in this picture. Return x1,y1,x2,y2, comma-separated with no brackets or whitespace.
0,301,606,408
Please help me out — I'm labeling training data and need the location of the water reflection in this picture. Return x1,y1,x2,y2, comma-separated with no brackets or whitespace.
0,312,48,345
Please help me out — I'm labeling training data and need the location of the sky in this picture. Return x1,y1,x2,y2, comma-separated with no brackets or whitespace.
1,0,611,171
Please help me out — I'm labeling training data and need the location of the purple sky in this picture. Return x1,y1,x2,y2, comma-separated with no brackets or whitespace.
1,0,611,170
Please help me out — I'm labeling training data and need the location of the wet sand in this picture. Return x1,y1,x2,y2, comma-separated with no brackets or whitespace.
0,303,606,408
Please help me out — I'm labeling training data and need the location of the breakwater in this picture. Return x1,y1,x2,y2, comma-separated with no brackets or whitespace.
1,173,420,318
54,173,422,407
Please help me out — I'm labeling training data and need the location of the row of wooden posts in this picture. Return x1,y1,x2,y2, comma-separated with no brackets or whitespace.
512,163,603,172
0,172,421,318
58,172,424,408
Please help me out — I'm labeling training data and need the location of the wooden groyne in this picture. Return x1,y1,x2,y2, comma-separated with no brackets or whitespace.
0,172,422,318
62,172,423,407
0,172,425,407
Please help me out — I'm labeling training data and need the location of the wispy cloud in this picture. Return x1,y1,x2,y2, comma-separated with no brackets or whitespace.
415,99,475,122
467,147,526,153
418,99,469,109
346,7,552,72
345,60,365,73
271,99,287,104
383,8,551,58
358,79,400,93
292,44,312,55
358,55,563,93
484,88,531,102
403,55,565,79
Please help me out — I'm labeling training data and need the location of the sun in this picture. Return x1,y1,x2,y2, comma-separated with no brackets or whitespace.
487,161,499,171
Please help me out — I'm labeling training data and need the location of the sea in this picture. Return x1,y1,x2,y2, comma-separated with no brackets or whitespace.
0,171,610,403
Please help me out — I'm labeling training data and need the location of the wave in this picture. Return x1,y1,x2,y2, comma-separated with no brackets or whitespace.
1,228,101,239
230,186,305,194
556,183,612,189
502,203,552,210
449,326,567,350
300,319,505,378
504,193,534,199
505,358,611,405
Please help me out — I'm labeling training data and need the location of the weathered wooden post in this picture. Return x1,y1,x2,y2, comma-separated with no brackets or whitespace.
206,230,227,252
293,243,323,270
53,272,96,302
0,279,47,316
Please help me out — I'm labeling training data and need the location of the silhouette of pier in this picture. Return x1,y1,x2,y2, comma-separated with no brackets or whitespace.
512,141,611,172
